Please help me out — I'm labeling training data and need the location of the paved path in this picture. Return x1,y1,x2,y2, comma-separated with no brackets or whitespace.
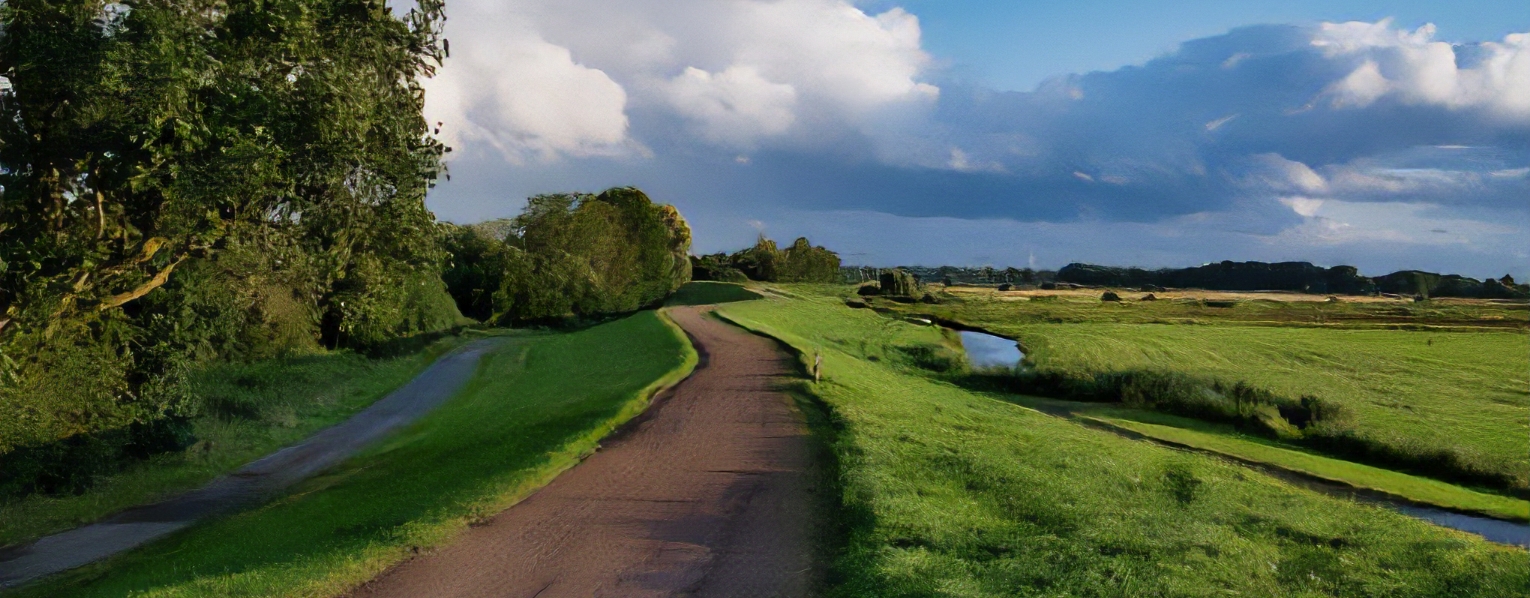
0,338,501,589
350,306,820,598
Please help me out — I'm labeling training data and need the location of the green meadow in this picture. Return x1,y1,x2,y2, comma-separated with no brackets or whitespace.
1016,323,1526,477
863,289,1530,494
15,311,693,597
715,292,1529,597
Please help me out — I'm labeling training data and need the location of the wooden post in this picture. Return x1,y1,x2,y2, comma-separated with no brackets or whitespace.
813,350,822,383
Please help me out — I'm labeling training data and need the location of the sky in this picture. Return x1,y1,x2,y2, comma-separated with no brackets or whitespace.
419,0,1530,278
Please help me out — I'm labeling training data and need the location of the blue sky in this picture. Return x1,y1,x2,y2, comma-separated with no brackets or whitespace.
887,0,1530,91
421,0,1529,278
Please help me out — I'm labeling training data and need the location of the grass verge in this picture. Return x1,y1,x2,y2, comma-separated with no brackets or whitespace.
0,335,473,549
14,310,695,597
714,293,1528,597
1081,413,1530,522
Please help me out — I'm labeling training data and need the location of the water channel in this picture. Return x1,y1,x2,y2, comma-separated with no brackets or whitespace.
956,329,1024,369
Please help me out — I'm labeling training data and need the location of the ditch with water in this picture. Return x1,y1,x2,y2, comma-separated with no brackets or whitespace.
948,327,1529,548
956,329,1024,369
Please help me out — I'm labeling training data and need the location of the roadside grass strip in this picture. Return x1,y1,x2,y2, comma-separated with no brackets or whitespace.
714,295,1528,597
0,334,475,549
15,311,695,597
1081,413,1529,522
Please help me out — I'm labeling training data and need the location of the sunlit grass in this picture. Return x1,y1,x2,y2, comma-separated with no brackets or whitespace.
716,294,1528,597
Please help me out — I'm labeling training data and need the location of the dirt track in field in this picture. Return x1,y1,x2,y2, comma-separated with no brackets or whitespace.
350,306,821,598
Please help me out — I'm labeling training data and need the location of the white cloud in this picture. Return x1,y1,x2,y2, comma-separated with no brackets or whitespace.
426,0,939,161
1326,60,1389,107
1272,199,1519,246
1280,196,1325,217
1204,114,1239,131
663,66,797,148
425,19,629,162
1314,20,1530,120
1247,154,1328,194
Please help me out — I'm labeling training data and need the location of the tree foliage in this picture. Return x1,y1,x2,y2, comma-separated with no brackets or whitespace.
691,235,841,284
442,187,693,324
0,0,457,479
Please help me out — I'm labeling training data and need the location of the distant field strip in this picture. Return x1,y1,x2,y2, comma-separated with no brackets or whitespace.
1008,323,1529,476
15,311,695,597
716,294,1528,597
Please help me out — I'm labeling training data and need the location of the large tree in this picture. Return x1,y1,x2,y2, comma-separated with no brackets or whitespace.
0,0,450,452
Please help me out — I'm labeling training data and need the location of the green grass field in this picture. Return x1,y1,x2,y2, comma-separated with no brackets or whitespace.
0,336,472,549
16,311,694,597
1015,323,1527,476
715,292,1529,597
861,289,1530,493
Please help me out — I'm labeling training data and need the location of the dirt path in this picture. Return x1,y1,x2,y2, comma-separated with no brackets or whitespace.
0,338,502,589
350,306,820,598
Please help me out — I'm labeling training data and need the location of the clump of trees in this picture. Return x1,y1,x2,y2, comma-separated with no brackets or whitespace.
441,188,693,324
692,236,841,283
0,0,460,495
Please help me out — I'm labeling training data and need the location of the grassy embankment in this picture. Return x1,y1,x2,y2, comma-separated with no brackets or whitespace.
860,287,1530,496
15,310,695,597
714,292,1528,597
0,335,475,549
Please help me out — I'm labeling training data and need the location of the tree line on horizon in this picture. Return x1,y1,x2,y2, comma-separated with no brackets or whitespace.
858,261,1528,299
1055,261,1530,299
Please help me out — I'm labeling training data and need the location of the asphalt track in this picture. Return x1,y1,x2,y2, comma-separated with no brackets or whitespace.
350,306,820,598
0,338,501,589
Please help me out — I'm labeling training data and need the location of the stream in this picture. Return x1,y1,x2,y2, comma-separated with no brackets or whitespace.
956,330,1024,369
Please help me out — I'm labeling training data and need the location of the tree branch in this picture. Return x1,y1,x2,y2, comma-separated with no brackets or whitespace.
98,255,188,311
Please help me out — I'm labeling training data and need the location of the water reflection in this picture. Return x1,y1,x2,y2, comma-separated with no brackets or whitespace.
1392,505,1530,547
958,330,1024,369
